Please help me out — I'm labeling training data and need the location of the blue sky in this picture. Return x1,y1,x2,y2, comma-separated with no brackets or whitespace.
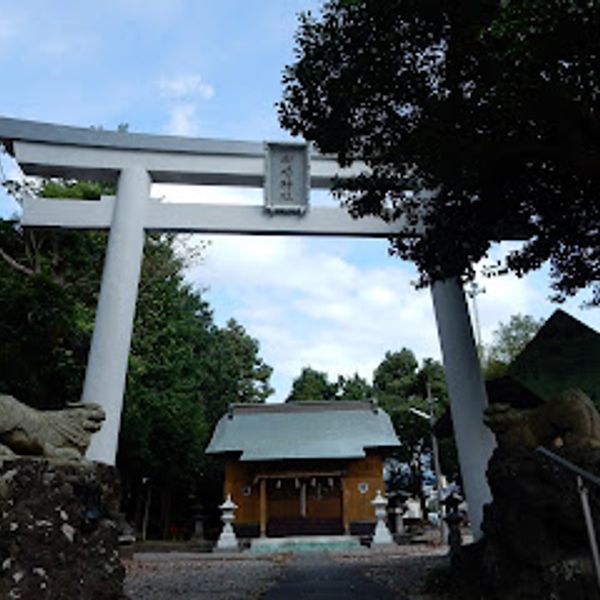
1,1,598,402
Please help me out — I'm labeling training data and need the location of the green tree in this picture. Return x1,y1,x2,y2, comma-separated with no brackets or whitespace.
0,180,111,408
374,349,429,470
199,319,273,433
286,366,338,401
116,263,274,535
280,1,600,305
484,313,544,379
373,349,419,402
0,176,274,538
373,349,457,507
115,233,214,534
337,373,372,401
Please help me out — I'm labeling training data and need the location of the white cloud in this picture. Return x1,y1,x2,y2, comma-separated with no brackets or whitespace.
164,103,198,136
158,74,215,137
158,74,214,100
468,240,600,346
186,232,440,402
153,188,600,403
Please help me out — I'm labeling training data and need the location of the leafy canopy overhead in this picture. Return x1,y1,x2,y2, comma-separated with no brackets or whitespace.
280,0,600,305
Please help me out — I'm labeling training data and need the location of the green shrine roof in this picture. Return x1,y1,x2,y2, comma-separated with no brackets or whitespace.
206,400,400,461
509,310,600,406
434,310,600,439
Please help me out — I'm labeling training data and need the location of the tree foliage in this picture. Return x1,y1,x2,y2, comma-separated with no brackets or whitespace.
373,349,419,403
337,372,372,401
280,0,600,305
0,181,110,408
286,367,372,401
373,349,458,502
117,234,214,492
484,313,544,379
0,177,273,537
374,351,447,462
286,366,338,401
198,318,273,432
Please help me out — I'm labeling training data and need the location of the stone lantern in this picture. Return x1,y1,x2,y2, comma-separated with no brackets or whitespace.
216,494,239,551
371,490,394,545
190,499,207,541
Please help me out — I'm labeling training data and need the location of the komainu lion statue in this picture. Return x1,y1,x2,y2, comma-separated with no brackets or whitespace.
0,394,105,460
484,387,600,450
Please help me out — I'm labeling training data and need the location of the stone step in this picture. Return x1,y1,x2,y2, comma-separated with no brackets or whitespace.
250,535,363,554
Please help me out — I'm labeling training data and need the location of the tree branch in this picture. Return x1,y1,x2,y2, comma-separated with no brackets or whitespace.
0,247,35,277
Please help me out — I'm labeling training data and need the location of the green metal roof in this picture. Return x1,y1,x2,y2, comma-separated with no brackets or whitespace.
509,309,600,406
206,401,400,461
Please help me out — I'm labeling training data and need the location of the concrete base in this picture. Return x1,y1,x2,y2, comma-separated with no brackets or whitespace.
250,535,362,554
371,521,394,545
215,531,239,552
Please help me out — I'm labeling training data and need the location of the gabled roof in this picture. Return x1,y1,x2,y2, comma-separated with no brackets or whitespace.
206,401,400,461
509,309,600,406
435,310,600,439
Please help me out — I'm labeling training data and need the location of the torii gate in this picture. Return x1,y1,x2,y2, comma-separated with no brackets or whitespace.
0,116,495,537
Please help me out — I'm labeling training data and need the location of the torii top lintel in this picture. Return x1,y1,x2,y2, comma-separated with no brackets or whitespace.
0,116,422,238
0,116,361,188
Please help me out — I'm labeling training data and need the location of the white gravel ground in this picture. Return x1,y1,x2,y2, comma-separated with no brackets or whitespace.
124,554,287,600
124,545,450,600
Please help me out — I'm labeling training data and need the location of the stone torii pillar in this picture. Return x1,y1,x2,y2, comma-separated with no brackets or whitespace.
431,279,495,539
1,116,495,537
83,167,151,463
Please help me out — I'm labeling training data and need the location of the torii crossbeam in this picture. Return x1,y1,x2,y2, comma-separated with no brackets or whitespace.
0,116,495,538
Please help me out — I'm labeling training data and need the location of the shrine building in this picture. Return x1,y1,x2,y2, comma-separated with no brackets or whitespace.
206,400,400,538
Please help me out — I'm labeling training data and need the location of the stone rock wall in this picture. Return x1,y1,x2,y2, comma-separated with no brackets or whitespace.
0,458,125,599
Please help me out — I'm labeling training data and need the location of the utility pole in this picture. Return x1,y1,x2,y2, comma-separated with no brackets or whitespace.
410,383,445,544
466,281,485,362
427,383,445,544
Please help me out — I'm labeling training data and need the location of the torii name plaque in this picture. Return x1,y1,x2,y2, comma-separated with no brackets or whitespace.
264,141,309,214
